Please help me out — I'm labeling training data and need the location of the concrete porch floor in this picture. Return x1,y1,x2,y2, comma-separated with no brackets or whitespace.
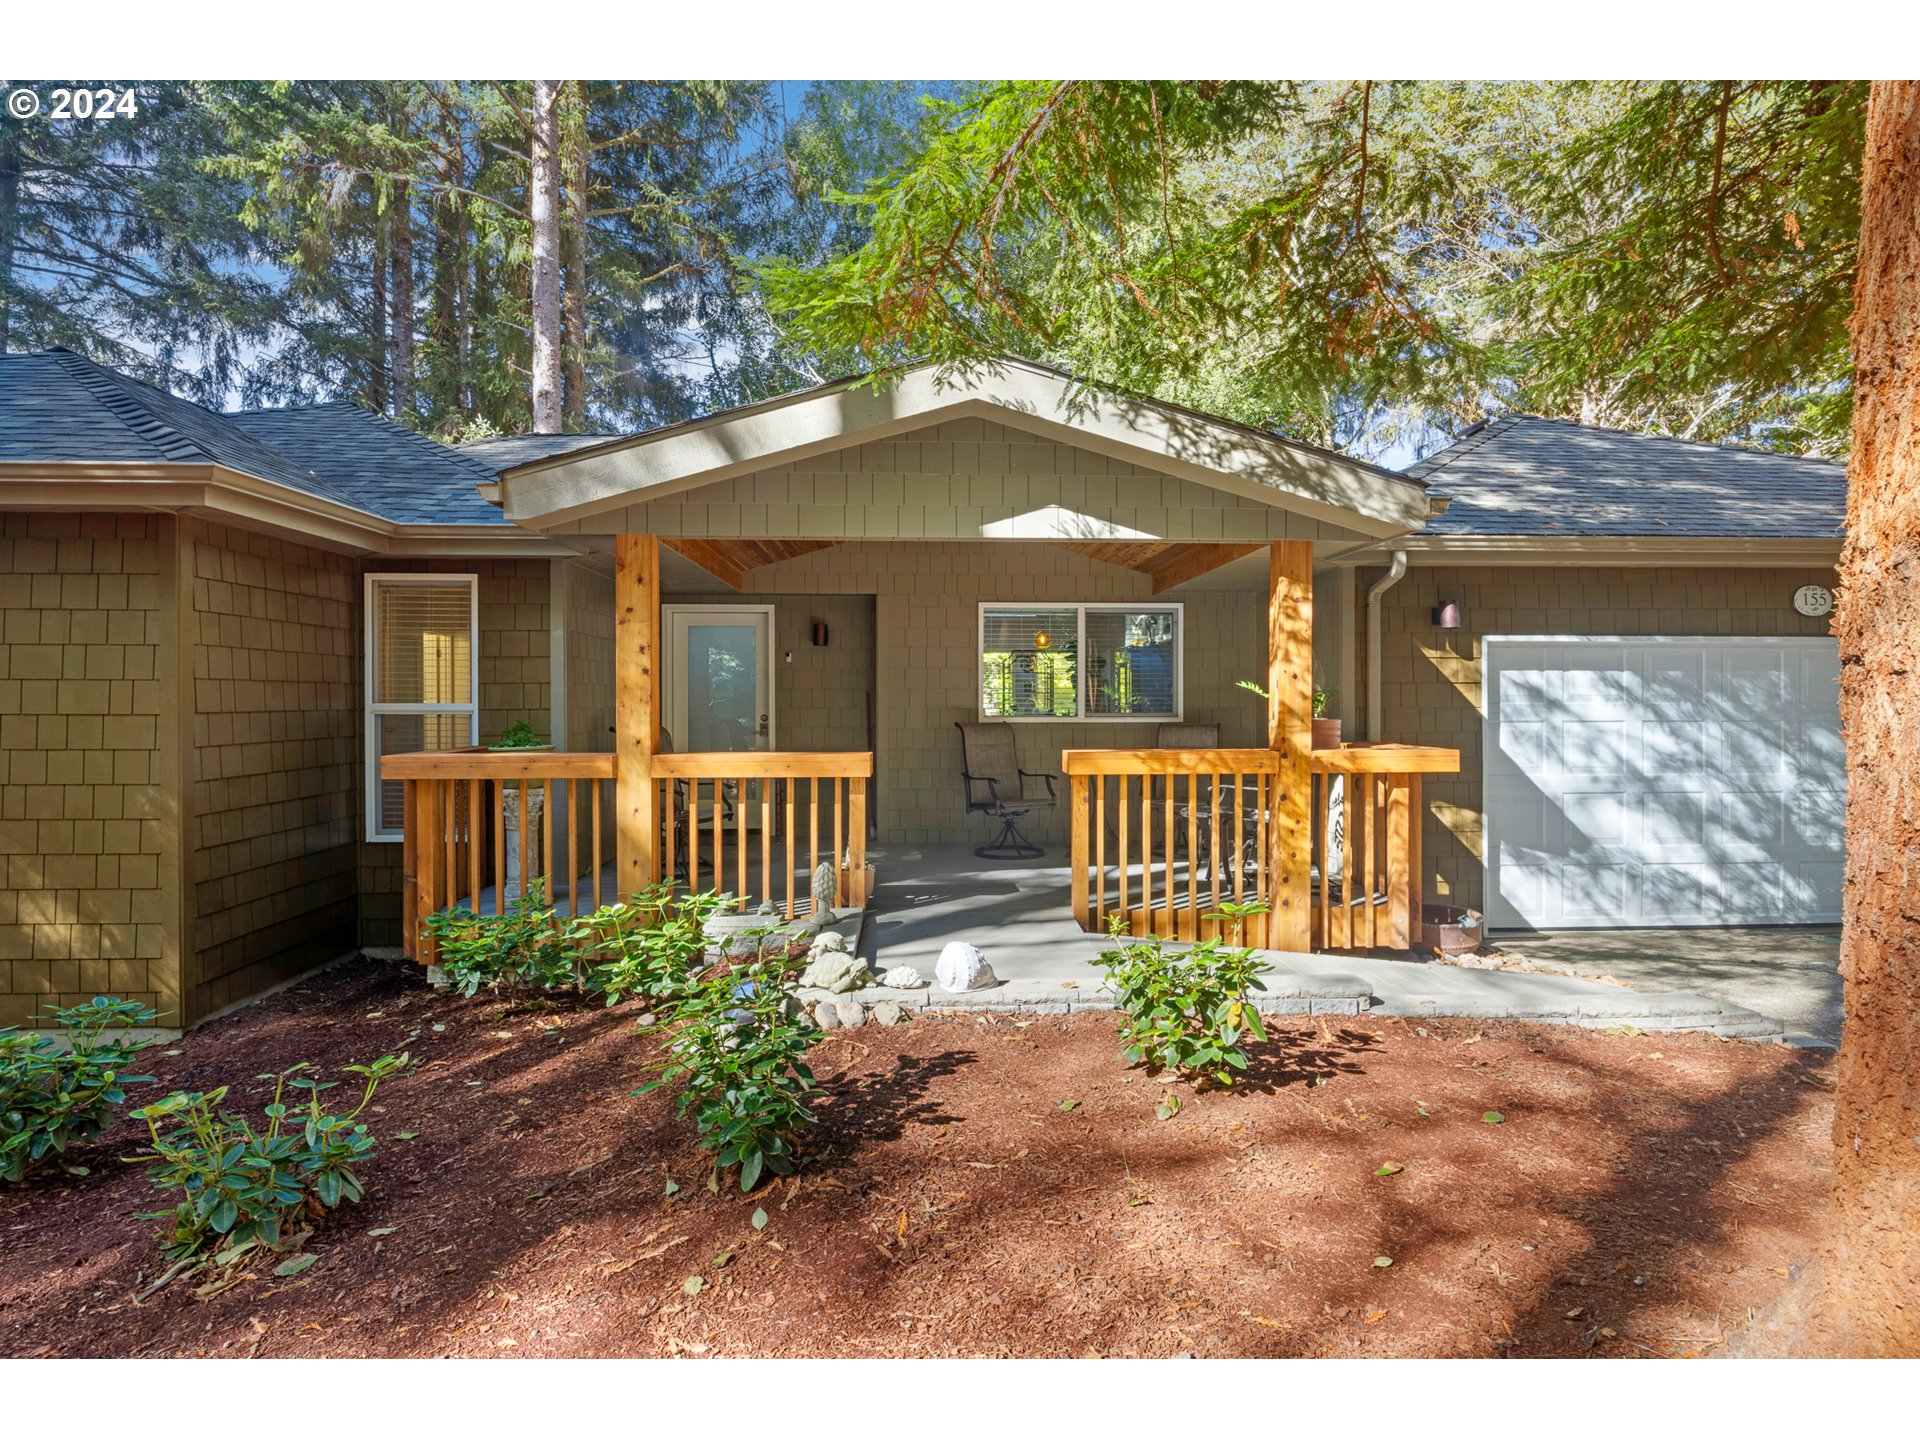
838,843,1798,1040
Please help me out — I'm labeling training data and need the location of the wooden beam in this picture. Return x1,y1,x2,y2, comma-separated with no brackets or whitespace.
1146,542,1262,594
662,537,842,590
615,534,661,897
663,537,746,590
1267,541,1314,952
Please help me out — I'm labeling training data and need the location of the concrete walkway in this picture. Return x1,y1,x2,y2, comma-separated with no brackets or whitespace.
1484,927,1844,1046
824,844,1790,1040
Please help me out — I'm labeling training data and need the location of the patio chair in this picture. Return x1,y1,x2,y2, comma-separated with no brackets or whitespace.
1151,722,1219,862
955,721,1059,859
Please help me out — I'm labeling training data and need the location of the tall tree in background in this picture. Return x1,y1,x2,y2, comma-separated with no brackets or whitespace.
527,79,564,432
208,79,794,436
0,81,271,399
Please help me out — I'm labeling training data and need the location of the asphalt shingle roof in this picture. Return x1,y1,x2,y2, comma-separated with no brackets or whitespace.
1407,414,1846,539
0,349,365,509
454,432,622,470
230,403,508,526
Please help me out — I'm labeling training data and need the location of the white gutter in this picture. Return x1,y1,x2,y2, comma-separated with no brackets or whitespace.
1365,549,1409,740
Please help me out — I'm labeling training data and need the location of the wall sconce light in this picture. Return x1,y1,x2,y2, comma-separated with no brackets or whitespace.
1033,629,1052,650
1433,600,1462,630
810,621,829,647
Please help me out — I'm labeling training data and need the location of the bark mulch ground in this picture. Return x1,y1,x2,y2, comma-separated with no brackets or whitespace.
1,956,1833,1358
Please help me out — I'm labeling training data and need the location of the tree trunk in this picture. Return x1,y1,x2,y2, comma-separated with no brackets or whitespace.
1787,77,1920,1357
0,126,20,352
562,81,589,431
529,79,564,434
369,202,389,414
390,180,415,418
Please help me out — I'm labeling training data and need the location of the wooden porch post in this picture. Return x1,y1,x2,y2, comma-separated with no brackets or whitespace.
615,534,661,896
1267,542,1313,951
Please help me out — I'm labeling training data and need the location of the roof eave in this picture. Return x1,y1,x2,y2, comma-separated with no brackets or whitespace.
497,361,1431,537
0,460,582,558
1359,533,1843,567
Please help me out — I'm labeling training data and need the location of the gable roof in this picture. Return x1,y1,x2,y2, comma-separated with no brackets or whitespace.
490,358,1435,537
0,349,366,511
1408,414,1846,539
229,402,508,526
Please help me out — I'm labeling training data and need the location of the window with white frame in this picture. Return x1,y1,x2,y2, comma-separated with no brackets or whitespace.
366,574,478,841
978,603,1182,721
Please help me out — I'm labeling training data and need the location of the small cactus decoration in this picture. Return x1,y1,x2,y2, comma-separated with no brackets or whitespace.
811,860,836,924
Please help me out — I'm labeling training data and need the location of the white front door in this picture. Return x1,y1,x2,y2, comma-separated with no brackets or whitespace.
1482,636,1845,929
664,606,775,816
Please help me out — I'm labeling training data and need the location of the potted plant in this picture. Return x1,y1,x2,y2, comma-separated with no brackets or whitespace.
489,723,552,899
1311,688,1341,751
1235,681,1342,749
489,720,553,753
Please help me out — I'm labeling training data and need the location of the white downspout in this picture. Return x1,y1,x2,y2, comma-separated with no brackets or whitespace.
1365,550,1409,741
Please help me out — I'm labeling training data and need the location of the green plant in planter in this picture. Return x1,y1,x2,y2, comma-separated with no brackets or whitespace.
492,720,547,748
422,879,576,996
1235,678,1336,718
1,996,159,1182
570,884,730,1008
1093,905,1271,1089
132,1053,408,1266
635,954,822,1191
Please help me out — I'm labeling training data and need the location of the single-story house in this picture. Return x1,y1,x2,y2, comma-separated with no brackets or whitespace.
0,350,1846,1029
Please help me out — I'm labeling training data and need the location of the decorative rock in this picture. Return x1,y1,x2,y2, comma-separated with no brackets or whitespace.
871,1000,905,1027
812,1002,840,1031
833,999,866,1029
811,861,838,924
755,898,776,916
798,953,870,994
879,965,927,989
936,941,997,993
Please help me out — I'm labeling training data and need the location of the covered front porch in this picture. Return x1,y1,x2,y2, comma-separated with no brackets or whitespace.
385,361,1461,962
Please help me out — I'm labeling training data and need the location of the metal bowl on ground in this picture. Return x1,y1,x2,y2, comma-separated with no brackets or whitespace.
1421,903,1485,957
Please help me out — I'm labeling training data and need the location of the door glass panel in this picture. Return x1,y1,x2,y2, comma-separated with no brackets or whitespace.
686,623,761,753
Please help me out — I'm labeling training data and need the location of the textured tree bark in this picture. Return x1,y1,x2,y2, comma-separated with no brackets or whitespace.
562,80,589,431
1754,77,1920,1358
368,205,389,413
389,179,415,418
529,79,564,434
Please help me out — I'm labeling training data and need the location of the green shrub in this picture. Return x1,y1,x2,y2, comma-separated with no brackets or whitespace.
132,1053,408,1265
422,879,576,996
1,996,159,1183
636,954,821,1191
570,885,730,1008
1093,905,1271,1089
492,720,546,748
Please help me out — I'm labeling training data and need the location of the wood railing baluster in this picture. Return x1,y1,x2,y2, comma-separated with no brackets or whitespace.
850,777,868,906
784,782,796,918
1070,774,1090,929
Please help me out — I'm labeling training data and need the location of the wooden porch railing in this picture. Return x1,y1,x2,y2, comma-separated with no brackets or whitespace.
650,752,873,920
1310,745,1460,952
385,748,876,963
1064,749,1287,945
383,749,618,964
1064,744,1459,953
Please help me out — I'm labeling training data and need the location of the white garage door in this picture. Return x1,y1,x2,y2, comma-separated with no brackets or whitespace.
1483,636,1845,929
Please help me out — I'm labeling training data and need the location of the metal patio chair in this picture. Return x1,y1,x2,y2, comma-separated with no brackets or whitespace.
956,721,1059,859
